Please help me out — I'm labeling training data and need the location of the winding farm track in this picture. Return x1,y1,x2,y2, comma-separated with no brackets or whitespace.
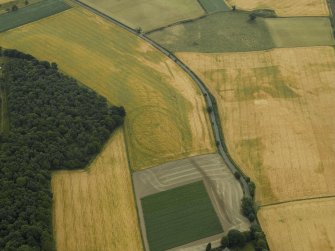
72,0,252,199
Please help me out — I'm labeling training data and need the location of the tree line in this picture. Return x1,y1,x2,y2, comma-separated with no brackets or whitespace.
0,48,125,250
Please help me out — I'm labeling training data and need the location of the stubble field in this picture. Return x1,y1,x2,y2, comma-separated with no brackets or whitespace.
178,46,335,205
225,0,329,16
258,198,335,251
52,130,143,251
0,6,215,170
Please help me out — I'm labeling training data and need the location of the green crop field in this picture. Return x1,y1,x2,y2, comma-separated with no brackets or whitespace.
148,12,275,52
265,17,335,48
141,181,223,251
198,0,230,13
80,0,204,32
0,0,70,32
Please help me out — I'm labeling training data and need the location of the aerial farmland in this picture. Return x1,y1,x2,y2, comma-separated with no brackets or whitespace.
0,0,334,251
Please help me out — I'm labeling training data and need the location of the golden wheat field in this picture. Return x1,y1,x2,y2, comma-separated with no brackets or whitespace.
259,198,335,251
52,130,143,251
225,0,329,16
178,46,335,205
0,7,214,170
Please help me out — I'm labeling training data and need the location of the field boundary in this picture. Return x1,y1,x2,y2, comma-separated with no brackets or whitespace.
261,194,335,208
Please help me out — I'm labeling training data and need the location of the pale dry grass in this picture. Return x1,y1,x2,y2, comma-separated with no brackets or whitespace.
178,47,335,205
225,0,329,16
259,198,335,251
52,130,143,251
0,7,215,170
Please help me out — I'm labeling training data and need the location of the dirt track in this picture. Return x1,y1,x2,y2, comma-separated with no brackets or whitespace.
133,153,250,251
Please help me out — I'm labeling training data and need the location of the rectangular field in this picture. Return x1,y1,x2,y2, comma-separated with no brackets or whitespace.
0,0,70,32
178,46,335,205
141,181,223,251
0,7,215,170
80,0,205,32
52,130,143,251
133,153,249,250
149,12,275,52
225,0,329,16
258,198,335,251
265,17,334,47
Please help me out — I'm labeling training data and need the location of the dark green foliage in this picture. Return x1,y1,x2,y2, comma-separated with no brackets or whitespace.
206,242,212,251
221,236,229,248
242,231,252,242
248,181,256,197
11,4,18,11
249,13,257,21
250,223,268,251
234,171,241,180
0,49,125,250
227,229,246,248
241,197,255,221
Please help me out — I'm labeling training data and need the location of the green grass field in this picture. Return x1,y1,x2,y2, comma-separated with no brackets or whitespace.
265,17,335,47
198,0,230,13
80,0,204,32
148,12,275,52
265,17,334,47
0,0,70,32
141,181,223,251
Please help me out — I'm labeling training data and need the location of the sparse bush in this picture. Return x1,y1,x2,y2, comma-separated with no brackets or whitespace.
11,4,18,11
249,13,257,21
234,171,241,180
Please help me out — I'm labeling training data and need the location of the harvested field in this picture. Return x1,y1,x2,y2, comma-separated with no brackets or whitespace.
141,181,223,251
178,46,335,205
52,130,143,251
133,153,250,251
198,0,230,13
265,17,334,48
80,0,204,32
0,0,70,32
225,0,329,16
148,12,274,52
258,198,335,251
0,7,215,170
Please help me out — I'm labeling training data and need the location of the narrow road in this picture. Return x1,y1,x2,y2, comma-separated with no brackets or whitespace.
72,0,251,198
